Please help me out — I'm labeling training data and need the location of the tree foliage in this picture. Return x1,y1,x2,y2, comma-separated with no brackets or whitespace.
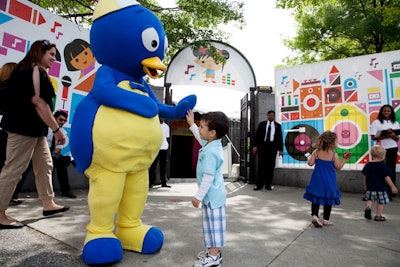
29,0,245,62
275,0,400,65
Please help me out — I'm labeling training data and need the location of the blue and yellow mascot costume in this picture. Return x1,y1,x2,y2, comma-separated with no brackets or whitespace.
70,0,196,264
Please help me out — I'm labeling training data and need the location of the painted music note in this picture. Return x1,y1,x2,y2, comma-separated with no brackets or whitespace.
185,64,194,74
281,75,288,85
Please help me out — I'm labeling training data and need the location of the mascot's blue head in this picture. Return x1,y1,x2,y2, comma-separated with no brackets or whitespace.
90,0,167,78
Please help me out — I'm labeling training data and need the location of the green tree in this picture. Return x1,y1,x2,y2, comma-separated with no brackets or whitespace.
276,0,400,65
30,0,245,62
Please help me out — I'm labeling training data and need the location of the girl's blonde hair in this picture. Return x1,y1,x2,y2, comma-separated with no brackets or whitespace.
0,62,17,82
314,131,337,151
370,145,386,161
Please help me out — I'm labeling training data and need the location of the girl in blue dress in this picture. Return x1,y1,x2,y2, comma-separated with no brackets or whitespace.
304,131,352,227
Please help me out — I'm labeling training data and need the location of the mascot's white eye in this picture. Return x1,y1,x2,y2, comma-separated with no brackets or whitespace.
142,27,159,52
164,36,169,56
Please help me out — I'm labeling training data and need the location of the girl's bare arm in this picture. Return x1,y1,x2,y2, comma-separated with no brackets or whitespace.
307,149,317,166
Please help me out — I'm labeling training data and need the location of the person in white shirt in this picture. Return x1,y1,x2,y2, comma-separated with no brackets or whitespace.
149,118,171,188
370,104,399,199
47,110,76,198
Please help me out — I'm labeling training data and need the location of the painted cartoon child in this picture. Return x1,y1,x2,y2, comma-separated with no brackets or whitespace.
193,47,229,83
64,39,96,79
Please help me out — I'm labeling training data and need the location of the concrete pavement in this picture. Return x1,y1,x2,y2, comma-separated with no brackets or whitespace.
1,179,399,267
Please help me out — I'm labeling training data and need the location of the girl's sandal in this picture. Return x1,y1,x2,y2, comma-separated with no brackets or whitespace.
311,216,323,228
374,216,386,221
322,220,333,226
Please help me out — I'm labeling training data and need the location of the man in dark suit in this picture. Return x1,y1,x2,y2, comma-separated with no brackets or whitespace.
253,110,283,190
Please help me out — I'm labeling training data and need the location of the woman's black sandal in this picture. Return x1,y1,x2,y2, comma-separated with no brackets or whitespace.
374,216,386,221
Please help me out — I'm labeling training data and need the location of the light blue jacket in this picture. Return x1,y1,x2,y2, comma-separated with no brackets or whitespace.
196,139,227,208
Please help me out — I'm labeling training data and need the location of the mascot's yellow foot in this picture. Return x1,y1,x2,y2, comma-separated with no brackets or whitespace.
116,224,164,254
82,233,123,265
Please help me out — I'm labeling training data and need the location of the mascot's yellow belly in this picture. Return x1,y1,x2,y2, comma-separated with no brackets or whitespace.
92,106,162,172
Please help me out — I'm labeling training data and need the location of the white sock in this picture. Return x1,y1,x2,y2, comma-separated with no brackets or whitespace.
210,253,219,260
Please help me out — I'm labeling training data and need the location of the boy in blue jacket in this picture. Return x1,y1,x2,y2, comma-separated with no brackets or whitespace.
186,110,229,267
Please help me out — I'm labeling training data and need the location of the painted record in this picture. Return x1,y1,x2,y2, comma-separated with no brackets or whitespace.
332,120,360,149
285,124,319,161
326,87,341,103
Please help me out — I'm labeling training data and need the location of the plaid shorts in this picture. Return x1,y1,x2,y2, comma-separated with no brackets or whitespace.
202,203,226,248
365,191,390,204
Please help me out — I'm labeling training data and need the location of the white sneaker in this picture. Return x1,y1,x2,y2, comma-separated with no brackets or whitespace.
197,250,208,260
193,252,222,267
197,250,223,261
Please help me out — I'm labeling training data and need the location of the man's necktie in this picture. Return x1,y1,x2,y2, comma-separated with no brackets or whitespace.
265,123,271,142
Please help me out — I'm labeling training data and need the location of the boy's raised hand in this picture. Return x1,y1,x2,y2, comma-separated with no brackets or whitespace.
186,109,195,126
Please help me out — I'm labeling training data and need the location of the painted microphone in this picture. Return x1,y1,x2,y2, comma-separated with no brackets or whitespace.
61,75,72,108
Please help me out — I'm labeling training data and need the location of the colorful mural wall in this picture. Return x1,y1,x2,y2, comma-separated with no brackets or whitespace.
0,0,97,154
275,50,400,170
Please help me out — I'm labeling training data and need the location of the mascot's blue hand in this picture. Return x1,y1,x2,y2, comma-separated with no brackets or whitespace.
158,94,196,119
175,94,196,118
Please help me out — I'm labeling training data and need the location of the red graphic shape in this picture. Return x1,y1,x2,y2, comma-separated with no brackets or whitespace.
62,86,69,101
306,97,316,107
9,0,46,25
325,106,334,116
32,9,46,25
359,154,369,164
329,65,339,74
344,90,358,102
290,112,299,121
75,73,96,93
51,21,62,33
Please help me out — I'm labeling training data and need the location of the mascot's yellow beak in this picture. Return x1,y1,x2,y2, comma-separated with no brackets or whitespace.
142,57,167,79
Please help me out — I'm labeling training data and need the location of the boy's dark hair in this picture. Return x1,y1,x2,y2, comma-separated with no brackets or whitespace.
54,109,68,119
267,110,275,115
201,111,229,139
